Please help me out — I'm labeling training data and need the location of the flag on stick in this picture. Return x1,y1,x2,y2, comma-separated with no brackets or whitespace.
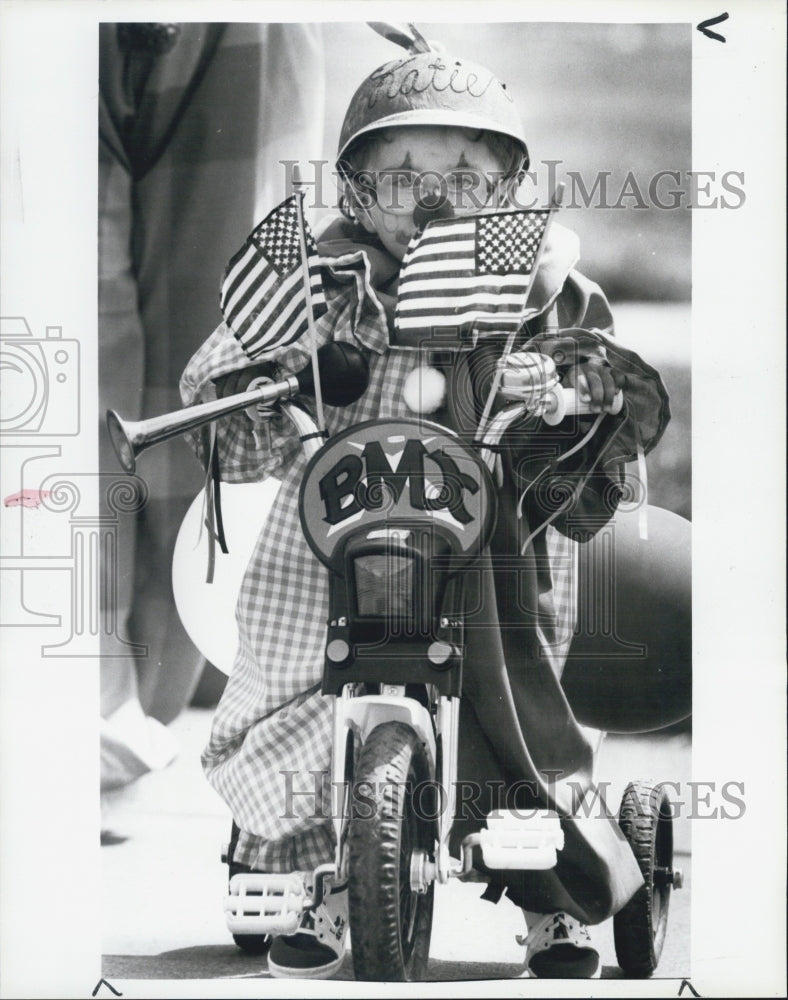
220,193,326,360
292,168,326,434
394,208,552,342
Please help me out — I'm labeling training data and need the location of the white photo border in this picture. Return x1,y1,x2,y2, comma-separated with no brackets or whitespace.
0,2,785,997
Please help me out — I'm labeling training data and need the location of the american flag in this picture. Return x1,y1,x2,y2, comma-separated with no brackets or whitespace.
219,193,326,359
394,209,553,342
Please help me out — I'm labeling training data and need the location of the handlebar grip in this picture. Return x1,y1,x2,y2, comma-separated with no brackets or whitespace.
542,385,623,426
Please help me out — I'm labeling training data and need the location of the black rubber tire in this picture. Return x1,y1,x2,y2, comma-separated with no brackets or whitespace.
348,721,435,982
614,780,674,977
232,933,272,956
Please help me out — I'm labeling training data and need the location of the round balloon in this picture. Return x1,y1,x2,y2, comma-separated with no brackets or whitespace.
172,479,280,675
561,504,691,733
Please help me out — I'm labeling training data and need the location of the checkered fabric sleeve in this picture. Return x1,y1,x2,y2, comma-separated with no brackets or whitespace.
178,254,391,482
198,301,427,870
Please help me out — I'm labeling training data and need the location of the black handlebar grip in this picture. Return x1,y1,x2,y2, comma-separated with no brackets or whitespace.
295,342,370,407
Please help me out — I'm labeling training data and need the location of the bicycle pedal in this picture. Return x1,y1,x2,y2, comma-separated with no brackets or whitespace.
224,872,306,936
479,809,564,870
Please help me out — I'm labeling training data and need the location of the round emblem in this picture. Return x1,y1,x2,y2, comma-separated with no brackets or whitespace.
299,418,496,568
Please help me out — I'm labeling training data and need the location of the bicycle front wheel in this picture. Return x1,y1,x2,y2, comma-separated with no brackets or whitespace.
347,721,435,982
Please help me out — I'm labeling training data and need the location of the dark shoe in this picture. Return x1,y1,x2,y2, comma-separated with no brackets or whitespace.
233,931,272,956
268,932,344,979
267,879,347,980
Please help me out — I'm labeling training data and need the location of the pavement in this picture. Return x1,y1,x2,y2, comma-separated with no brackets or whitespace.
101,706,691,990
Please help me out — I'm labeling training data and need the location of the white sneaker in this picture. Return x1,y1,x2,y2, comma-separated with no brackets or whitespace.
519,911,601,979
267,876,348,980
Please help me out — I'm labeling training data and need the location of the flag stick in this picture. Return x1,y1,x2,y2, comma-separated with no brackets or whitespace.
292,166,326,435
476,183,565,439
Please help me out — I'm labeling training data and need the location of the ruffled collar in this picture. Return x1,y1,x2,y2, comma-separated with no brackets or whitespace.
312,212,582,349
315,216,400,290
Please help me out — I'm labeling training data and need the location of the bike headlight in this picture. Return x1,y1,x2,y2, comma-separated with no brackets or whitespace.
353,552,414,621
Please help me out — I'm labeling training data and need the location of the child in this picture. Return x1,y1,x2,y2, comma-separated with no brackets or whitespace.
180,34,669,980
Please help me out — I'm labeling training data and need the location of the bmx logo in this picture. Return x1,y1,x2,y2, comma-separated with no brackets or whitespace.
318,438,478,527
301,419,494,565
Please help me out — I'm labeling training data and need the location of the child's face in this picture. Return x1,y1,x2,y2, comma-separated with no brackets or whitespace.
354,127,507,262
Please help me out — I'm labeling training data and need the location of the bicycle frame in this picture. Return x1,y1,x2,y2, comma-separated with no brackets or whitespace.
289,403,561,902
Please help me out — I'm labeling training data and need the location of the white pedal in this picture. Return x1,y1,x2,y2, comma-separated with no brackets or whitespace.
224,872,306,936
479,809,565,870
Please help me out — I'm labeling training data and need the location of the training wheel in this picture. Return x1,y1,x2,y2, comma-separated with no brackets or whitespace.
614,780,679,977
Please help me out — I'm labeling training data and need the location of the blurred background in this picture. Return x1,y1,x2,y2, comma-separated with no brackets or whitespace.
98,19,691,775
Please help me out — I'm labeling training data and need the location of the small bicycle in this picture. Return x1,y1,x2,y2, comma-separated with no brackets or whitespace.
108,337,683,981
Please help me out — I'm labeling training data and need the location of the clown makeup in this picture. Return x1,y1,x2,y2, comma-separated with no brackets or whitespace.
352,126,511,262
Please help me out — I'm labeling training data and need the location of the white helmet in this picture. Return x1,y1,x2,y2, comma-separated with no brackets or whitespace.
337,26,529,176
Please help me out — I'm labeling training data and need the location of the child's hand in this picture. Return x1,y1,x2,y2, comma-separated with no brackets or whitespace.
563,358,627,413
212,362,277,400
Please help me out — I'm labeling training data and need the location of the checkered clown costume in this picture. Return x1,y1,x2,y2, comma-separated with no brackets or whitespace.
180,214,669,921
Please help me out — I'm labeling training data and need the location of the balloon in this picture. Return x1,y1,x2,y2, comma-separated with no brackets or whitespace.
173,482,692,729
172,479,280,675
561,505,691,733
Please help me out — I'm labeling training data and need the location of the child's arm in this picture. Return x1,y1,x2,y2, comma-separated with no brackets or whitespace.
179,262,386,481
179,321,304,483
561,354,627,413
514,327,669,540
489,266,671,539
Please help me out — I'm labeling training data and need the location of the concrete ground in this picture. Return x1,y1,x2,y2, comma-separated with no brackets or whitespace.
101,707,691,989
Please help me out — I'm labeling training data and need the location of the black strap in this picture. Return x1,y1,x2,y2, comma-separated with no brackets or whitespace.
227,820,242,869
200,425,229,585
300,430,329,443
472,439,508,452
211,438,229,555
480,879,506,904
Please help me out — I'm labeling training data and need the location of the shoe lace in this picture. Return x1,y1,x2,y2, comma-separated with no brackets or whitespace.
518,911,590,949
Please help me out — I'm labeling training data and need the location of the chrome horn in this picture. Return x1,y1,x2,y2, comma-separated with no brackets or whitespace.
106,342,369,473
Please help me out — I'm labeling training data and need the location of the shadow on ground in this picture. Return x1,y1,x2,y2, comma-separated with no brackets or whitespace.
104,948,642,982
